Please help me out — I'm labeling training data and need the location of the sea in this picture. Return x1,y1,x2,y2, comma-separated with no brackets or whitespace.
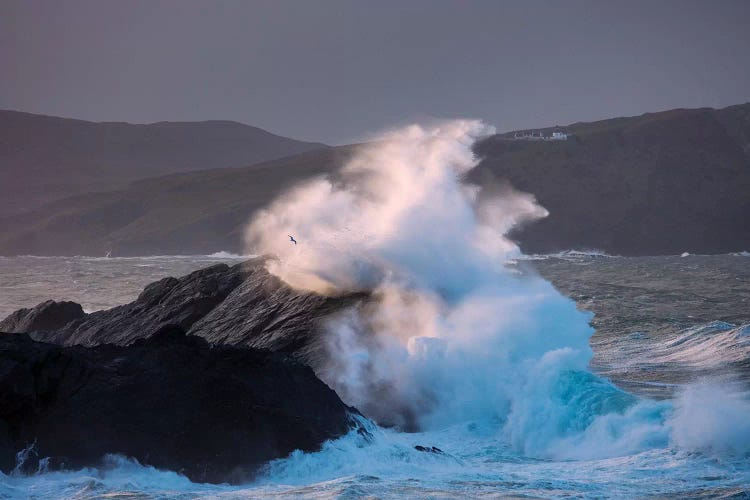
1,251,749,499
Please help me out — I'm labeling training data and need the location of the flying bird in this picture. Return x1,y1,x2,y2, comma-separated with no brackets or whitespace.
289,235,297,245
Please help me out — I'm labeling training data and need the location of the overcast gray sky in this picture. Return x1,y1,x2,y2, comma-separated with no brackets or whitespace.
2,0,749,144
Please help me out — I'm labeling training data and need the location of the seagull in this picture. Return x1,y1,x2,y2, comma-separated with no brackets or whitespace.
289,235,297,245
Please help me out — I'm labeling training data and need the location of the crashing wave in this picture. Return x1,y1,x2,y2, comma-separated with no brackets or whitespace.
244,120,750,462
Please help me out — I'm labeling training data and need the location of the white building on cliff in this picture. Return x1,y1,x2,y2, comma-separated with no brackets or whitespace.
512,130,569,141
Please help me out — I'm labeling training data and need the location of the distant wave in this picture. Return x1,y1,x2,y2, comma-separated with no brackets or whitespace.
206,251,253,259
677,251,750,258
520,249,619,261
521,249,750,261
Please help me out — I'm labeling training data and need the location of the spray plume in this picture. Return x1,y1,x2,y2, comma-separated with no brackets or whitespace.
245,120,546,295
244,120,750,457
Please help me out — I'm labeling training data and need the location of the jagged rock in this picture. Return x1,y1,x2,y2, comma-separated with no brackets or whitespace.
0,300,85,334
23,259,368,371
187,261,367,367
0,325,360,484
34,263,248,346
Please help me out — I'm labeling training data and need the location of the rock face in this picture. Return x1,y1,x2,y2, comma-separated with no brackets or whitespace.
15,259,367,371
0,300,85,334
34,263,248,346
187,262,367,367
0,325,359,484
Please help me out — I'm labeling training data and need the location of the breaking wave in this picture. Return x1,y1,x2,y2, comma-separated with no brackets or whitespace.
244,120,750,467
521,249,619,261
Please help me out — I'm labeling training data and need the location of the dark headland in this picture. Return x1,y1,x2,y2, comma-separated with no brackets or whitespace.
1,103,749,257
0,260,367,483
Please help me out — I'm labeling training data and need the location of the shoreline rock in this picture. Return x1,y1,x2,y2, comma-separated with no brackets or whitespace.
0,300,85,334
0,325,362,484
3,259,368,372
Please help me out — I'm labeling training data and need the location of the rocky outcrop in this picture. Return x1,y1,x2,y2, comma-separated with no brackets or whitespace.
33,263,248,346
0,300,85,334
0,325,360,484
11,259,368,371
187,262,367,367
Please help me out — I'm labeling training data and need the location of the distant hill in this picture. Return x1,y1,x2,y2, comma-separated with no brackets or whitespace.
0,147,353,256
473,103,750,254
1,104,749,256
0,110,327,214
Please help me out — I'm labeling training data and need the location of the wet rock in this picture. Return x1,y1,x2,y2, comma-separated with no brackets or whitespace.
26,259,368,371
36,263,248,346
414,445,444,454
187,260,367,367
0,325,361,484
0,300,85,334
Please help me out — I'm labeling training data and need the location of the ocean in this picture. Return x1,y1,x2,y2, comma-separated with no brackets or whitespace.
1,252,749,499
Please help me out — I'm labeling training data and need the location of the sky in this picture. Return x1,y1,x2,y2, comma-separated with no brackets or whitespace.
2,0,749,144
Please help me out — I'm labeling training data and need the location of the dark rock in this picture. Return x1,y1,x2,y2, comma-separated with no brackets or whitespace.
187,259,368,367
37,263,248,346
0,325,360,484
414,445,444,454
0,300,85,334
37,259,367,372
